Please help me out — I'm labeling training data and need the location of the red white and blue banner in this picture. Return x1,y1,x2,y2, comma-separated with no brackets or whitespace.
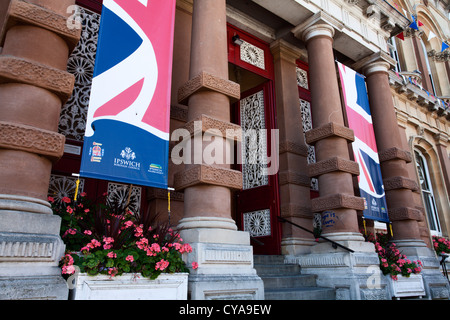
80,0,175,189
337,62,390,223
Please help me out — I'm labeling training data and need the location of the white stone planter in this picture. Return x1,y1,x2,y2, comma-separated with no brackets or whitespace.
387,274,425,299
71,273,188,300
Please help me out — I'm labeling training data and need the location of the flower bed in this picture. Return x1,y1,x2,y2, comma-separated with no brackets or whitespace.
51,193,197,283
363,231,422,280
432,235,450,256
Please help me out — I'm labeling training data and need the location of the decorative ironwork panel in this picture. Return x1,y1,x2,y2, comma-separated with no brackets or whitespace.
107,182,141,214
296,67,309,90
59,6,100,141
300,99,318,191
240,90,268,190
240,40,265,70
243,209,271,237
48,174,85,204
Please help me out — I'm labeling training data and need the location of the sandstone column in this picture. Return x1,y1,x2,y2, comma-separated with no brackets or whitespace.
356,53,423,243
293,17,365,248
357,51,450,299
291,13,385,300
270,40,315,255
174,0,263,300
0,0,80,299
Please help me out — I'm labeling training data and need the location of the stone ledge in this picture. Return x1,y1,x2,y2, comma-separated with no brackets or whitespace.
5,0,81,51
178,71,240,105
278,170,310,187
0,55,75,102
279,140,309,157
180,114,242,141
383,176,419,191
388,207,423,221
0,121,65,161
308,156,360,178
311,193,365,212
378,147,412,163
305,122,355,145
174,164,242,190
280,204,312,219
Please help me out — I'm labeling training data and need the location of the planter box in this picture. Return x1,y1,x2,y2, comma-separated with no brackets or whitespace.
388,274,425,299
71,273,188,300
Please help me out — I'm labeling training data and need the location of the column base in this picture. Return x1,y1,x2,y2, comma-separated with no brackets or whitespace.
0,197,68,300
395,239,450,300
281,237,316,255
179,218,264,300
292,250,391,300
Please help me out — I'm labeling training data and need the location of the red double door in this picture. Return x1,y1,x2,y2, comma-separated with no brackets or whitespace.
228,25,281,255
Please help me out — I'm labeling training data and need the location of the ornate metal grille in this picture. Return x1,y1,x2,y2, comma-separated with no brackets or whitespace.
299,98,318,191
240,40,265,70
59,6,100,141
296,67,309,90
107,182,142,214
240,90,268,190
243,209,271,237
48,174,85,204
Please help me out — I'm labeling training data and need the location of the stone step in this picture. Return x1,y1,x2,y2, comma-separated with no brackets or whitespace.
260,274,317,289
264,287,336,300
254,263,300,276
253,255,286,265
254,255,335,300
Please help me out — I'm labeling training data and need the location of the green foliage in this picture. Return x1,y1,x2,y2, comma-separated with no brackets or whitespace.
56,192,195,280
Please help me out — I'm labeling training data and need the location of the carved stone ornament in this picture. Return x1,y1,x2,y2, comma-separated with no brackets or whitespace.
0,121,65,161
311,193,365,212
0,56,75,102
174,164,243,191
178,71,240,105
6,0,81,51
305,122,355,145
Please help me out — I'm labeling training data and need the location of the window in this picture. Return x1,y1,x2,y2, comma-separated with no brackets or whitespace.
387,37,402,72
419,39,437,95
415,150,441,235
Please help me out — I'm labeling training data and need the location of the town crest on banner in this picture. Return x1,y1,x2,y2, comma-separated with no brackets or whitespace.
79,0,176,189
337,62,390,223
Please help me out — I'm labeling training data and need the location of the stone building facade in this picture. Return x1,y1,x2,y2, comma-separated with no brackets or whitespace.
0,0,449,300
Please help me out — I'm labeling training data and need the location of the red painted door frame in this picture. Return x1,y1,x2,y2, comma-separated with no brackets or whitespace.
228,24,281,255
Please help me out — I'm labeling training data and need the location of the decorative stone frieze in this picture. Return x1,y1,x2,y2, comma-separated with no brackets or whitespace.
311,193,365,212
178,71,240,105
383,176,419,191
308,156,360,178
4,0,80,50
0,55,75,102
181,114,242,141
280,203,312,219
378,146,413,163
170,105,188,122
278,170,310,187
0,121,65,161
388,207,423,221
278,140,309,157
305,122,355,145
174,164,242,191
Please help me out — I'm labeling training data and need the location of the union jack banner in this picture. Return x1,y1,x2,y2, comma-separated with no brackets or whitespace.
337,62,390,223
80,0,176,189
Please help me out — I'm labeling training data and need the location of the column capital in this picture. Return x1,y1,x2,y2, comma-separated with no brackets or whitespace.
270,39,304,63
292,11,342,42
353,51,396,76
